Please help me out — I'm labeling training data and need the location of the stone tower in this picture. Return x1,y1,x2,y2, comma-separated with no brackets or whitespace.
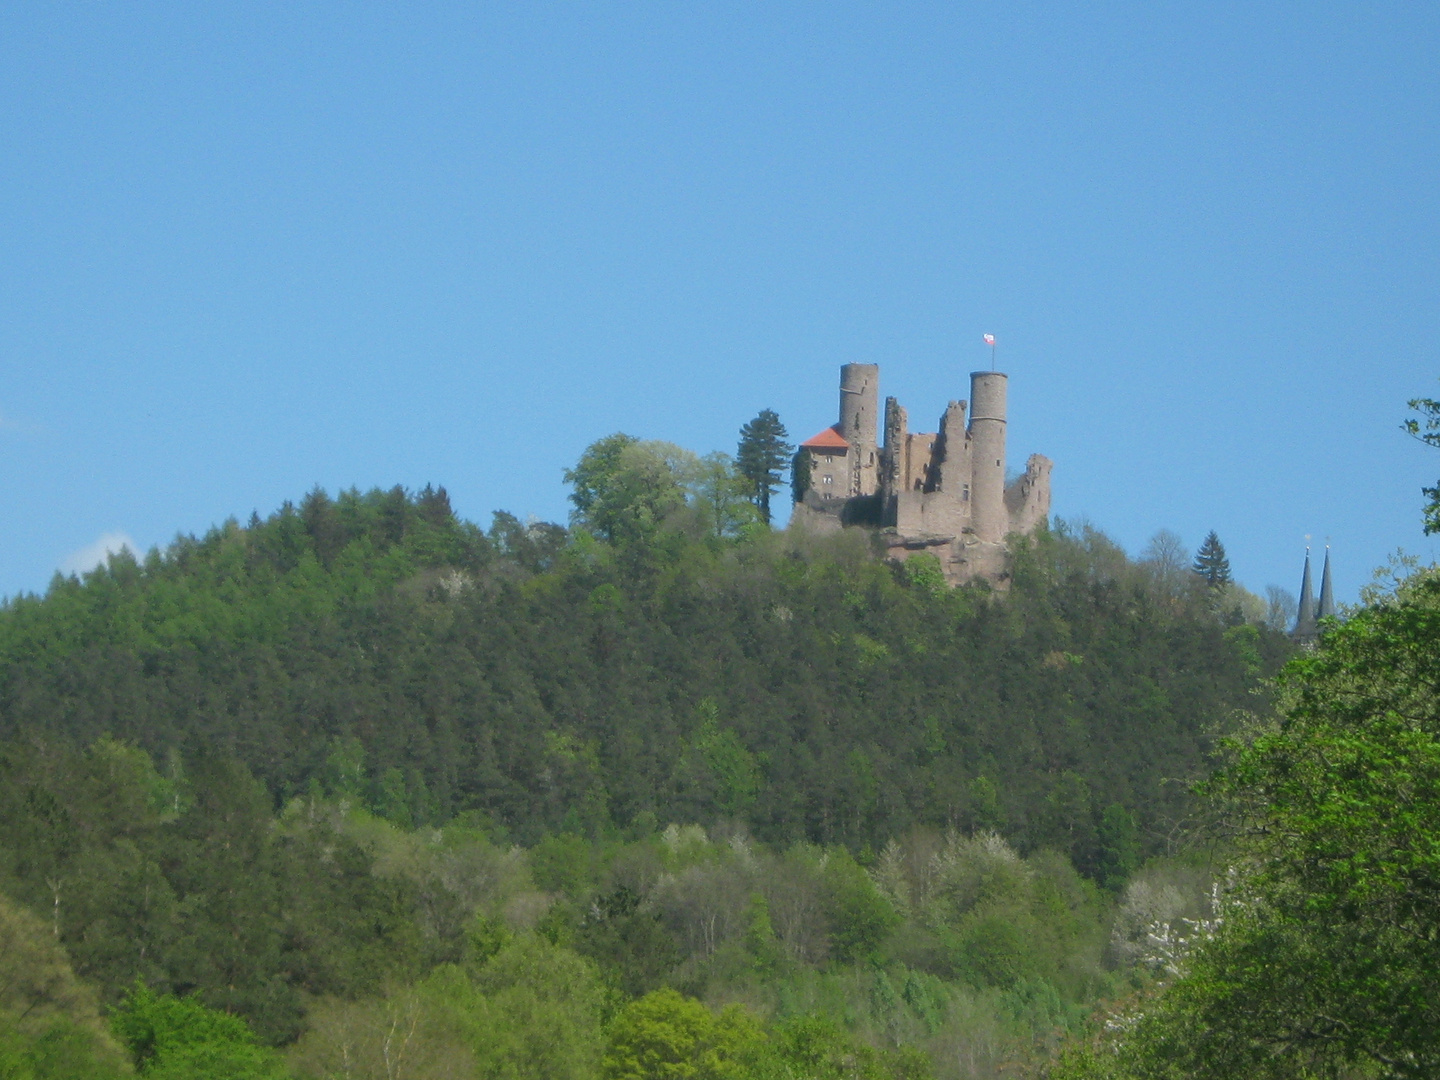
839,363,880,496
968,372,1008,544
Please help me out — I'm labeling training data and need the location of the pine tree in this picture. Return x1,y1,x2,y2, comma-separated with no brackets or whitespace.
1192,530,1232,588
736,409,793,525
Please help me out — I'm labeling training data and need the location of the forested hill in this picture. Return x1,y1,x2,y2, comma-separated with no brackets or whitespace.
0,484,1288,865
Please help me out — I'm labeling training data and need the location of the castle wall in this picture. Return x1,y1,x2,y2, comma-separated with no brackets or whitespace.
795,362,1048,590
808,448,849,502
901,433,938,491
1005,454,1053,535
935,401,970,496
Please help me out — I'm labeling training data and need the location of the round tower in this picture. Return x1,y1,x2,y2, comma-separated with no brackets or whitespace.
839,363,880,495
968,371,1008,542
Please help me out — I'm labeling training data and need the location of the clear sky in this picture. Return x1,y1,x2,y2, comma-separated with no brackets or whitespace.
3,3,1437,603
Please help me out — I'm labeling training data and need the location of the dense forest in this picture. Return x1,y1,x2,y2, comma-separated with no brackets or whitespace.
0,437,1302,1079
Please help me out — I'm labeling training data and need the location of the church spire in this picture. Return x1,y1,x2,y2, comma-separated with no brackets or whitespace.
1317,547,1336,621
1293,549,1318,643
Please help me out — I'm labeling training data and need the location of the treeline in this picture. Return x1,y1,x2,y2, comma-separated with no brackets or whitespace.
0,732,1207,1078
0,483,1289,861
0,465,1292,1077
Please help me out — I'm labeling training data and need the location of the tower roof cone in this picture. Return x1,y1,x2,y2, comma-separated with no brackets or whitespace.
1293,550,1318,642
1317,547,1336,621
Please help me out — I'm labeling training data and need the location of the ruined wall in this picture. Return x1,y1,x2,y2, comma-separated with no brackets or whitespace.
1005,454,1053,535
795,362,1049,589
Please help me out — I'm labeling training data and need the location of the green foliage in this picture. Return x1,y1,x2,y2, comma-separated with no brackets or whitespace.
1404,388,1440,534
823,850,899,964
0,893,129,1079
791,447,813,504
462,935,608,1080
0,488,1285,861
110,985,285,1079
1095,805,1139,892
688,453,760,540
766,1013,932,1080
743,892,783,975
564,435,696,545
291,935,606,1080
0,1013,130,1080
903,554,947,597
575,886,680,997
0,478,1298,1077
736,410,793,525
1190,531,1231,588
683,701,761,818
1055,568,1440,1079
601,988,764,1080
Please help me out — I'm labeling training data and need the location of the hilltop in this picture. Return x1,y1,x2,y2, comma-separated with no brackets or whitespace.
0,476,1292,1078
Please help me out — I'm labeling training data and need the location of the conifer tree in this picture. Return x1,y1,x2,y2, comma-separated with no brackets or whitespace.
1191,530,1232,588
736,410,792,525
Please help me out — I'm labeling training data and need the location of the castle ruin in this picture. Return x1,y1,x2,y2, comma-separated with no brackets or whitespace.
791,364,1052,586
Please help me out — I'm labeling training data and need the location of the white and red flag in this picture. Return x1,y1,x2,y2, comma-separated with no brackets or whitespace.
983,333,996,346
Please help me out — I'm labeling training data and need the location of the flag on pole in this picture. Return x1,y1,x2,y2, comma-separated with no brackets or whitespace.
983,333,995,346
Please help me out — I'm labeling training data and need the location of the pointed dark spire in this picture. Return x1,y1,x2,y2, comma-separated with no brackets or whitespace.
1317,547,1335,621
1293,549,1318,643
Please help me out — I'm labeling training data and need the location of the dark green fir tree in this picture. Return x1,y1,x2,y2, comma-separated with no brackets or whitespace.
1192,530,1232,588
736,410,793,525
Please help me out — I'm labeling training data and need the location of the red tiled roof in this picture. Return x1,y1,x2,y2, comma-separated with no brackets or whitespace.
801,425,850,451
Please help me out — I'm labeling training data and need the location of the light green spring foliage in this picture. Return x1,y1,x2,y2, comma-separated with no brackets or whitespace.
110,986,285,1080
275,813,1118,1080
0,894,129,1079
1052,568,1440,1080
601,988,764,1080
0,737,1144,1080
291,935,606,1080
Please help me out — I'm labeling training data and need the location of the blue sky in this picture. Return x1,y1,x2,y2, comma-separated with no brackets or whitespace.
2,3,1437,603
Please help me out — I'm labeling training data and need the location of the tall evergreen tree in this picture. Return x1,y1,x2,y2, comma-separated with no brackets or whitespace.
1192,530,1232,588
735,410,793,525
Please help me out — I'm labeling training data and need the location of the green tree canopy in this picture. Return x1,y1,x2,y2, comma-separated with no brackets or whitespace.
735,410,793,525
790,447,813,504
564,435,703,546
0,893,129,1079
1405,389,1440,533
601,988,764,1080
110,985,285,1080
1191,530,1231,588
1055,566,1440,1079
